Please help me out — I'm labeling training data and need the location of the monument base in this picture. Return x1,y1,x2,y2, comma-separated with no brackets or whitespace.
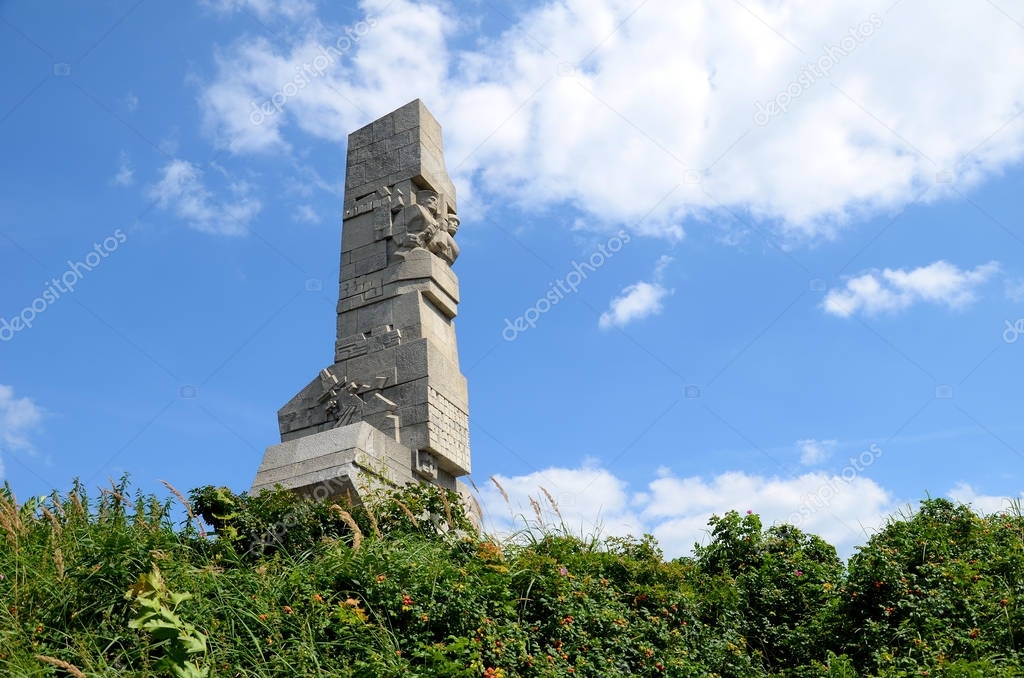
251,422,479,524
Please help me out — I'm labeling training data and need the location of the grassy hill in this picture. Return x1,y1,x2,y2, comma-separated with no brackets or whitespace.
0,477,1022,676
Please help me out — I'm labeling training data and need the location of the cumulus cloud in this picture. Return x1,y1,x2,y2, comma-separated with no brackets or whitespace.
599,281,671,329
200,0,316,21
480,463,895,558
823,260,1000,317
0,385,44,475
194,0,1024,243
123,91,139,113
1006,278,1024,302
798,438,837,466
147,160,262,236
948,482,1024,516
294,204,321,223
113,151,134,187
599,255,673,329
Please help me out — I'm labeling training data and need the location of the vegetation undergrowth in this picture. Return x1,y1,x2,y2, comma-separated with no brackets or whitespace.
0,475,1022,677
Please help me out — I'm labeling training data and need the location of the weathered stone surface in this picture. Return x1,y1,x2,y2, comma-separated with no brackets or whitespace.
253,99,474,512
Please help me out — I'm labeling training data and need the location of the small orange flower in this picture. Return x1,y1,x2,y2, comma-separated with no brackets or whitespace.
313,594,323,603
258,614,267,621
376,574,386,582
283,606,293,614
402,595,413,606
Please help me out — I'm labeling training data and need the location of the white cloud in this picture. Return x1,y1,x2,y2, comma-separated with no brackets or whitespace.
798,438,837,466
1006,278,1024,302
146,160,262,236
599,281,671,329
200,0,316,21
0,385,44,474
949,482,1024,516
113,151,134,187
195,0,1024,243
480,464,896,558
823,260,1000,317
123,91,139,113
294,204,321,223
599,255,673,329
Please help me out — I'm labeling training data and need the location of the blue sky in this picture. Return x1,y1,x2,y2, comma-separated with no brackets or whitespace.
2,0,1024,556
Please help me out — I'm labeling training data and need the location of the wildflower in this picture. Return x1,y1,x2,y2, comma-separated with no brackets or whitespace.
283,606,293,614
313,594,323,603
559,567,568,576
560,615,574,625
402,595,413,606
969,628,980,639
421,614,428,621
376,574,386,582
258,614,267,621
746,510,753,515
795,570,803,576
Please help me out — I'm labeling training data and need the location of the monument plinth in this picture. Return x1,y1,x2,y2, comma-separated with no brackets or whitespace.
252,100,473,508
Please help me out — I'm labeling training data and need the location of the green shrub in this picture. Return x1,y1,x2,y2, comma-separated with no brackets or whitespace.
0,479,1021,676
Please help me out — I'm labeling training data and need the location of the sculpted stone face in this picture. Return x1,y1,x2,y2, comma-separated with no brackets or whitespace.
419,191,440,216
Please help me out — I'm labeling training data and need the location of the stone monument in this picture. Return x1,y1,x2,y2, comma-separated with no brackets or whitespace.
251,100,474,511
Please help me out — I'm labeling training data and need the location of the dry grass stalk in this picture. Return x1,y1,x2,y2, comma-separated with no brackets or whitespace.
0,493,22,545
490,476,509,503
50,491,65,516
540,487,564,522
69,490,83,517
40,506,62,537
35,655,85,678
529,496,546,527
53,545,65,581
439,489,454,527
0,512,16,547
103,488,131,505
160,480,207,538
329,505,363,551
394,499,421,528
363,501,381,539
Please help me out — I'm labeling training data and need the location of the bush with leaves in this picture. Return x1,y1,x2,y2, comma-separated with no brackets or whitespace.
841,498,1024,676
1,477,1023,676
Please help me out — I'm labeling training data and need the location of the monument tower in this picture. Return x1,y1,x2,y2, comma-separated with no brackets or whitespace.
252,100,473,505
